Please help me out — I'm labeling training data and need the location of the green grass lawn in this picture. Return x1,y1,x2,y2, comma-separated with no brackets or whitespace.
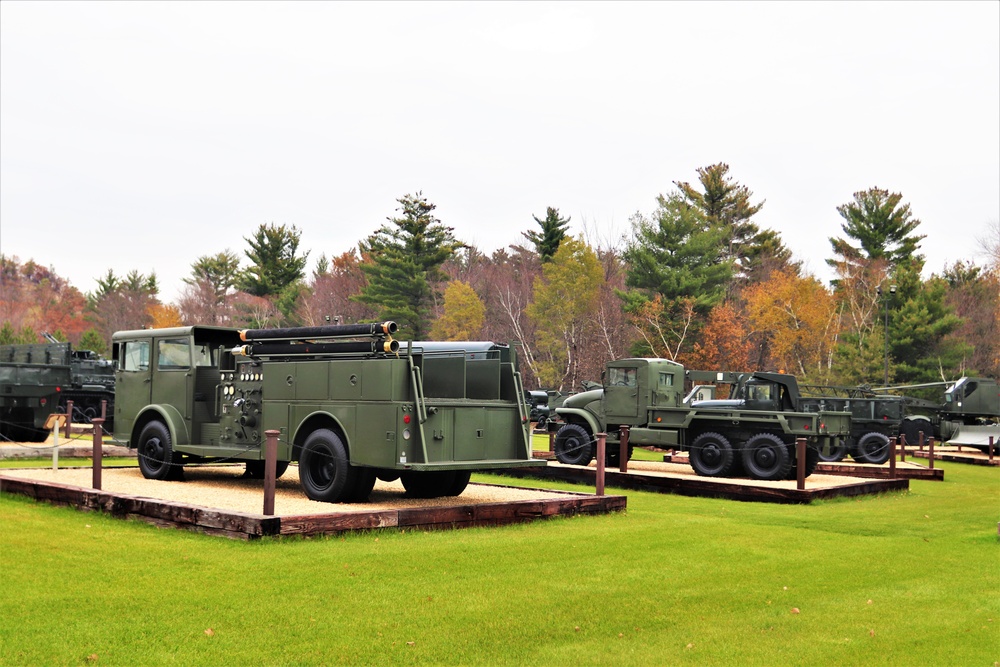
1,459,997,666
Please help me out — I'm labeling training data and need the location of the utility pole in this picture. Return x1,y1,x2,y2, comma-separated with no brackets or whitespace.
877,283,897,386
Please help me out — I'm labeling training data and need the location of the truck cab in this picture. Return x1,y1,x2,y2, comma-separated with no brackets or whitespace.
113,326,239,451
603,358,683,423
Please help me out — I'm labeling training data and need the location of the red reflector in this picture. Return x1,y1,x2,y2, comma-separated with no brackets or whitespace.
56,387,61,392
40,398,47,406
403,414,411,424
804,424,810,430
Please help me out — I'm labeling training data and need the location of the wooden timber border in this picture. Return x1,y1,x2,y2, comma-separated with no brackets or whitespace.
814,461,944,480
504,461,908,504
660,450,942,481
0,474,626,540
909,449,1000,467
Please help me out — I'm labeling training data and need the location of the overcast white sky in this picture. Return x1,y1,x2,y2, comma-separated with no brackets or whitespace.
2,1,998,303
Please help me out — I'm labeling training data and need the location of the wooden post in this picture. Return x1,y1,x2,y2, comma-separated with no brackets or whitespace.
990,436,995,464
595,432,606,496
796,438,806,490
101,399,107,422
928,436,935,470
618,425,630,473
548,430,555,453
263,429,280,516
64,399,74,440
92,418,104,490
888,437,897,479
51,420,60,471
899,433,906,462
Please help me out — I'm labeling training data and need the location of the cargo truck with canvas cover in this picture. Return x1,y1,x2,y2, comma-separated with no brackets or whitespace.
111,322,544,503
552,359,852,481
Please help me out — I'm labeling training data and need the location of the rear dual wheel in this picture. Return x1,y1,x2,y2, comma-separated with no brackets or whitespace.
818,438,848,462
852,432,891,464
298,428,374,503
742,433,792,481
400,470,472,498
244,460,290,479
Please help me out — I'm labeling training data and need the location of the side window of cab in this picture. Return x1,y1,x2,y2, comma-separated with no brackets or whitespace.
120,340,150,371
157,338,191,370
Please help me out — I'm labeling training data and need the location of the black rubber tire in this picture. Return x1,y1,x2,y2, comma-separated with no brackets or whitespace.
535,415,548,431
244,460,290,479
742,433,792,481
445,470,472,496
376,471,401,483
554,423,594,466
689,432,735,477
137,421,180,481
786,445,821,479
298,428,358,503
818,438,849,462
400,470,456,499
346,468,377,503
605,443,634,468
903,419,935,448
854,432,891,464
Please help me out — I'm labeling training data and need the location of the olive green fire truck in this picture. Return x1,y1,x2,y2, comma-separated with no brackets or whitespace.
112,322,543,503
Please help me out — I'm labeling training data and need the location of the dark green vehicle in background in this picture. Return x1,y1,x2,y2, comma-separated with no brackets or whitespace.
1,339,115,442
112,322,544,503
552,359,852,481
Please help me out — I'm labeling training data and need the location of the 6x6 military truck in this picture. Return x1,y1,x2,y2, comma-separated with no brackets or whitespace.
552,359,851,481
112,322,544,503
687,372,900,465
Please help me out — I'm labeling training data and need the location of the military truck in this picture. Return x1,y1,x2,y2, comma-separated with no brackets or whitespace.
0,340,116,442
0,349,68,442
552,359,851,481
686,373,900,465
793,384,905,464
111,322,544,503
870,377,1000,453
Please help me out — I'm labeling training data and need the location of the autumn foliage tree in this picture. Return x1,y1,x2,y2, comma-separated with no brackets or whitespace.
0,255,90,343
684,302,754,372
525,237,604,389
88,269,160,346
942,261,999,377
744,270,839,380
429,280,485,340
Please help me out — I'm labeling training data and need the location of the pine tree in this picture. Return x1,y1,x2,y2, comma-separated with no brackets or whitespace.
828,187,925,271
238,224,309,298
353,193,461,338
675,163,790,278
621,193,734,360
522,207,571,262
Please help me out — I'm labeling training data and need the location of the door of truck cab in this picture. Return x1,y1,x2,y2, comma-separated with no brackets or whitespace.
604,361,644,421
114,336,153,440
150,335,195,423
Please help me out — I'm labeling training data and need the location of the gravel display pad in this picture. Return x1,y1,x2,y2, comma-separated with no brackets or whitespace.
0,464,573,516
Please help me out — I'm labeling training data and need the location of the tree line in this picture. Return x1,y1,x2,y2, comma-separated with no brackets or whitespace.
2,163,998,392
